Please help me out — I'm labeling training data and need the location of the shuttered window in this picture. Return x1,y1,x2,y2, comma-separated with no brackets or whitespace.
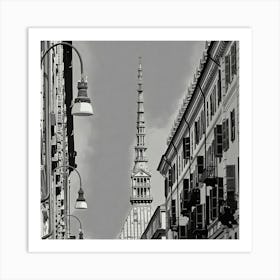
211,185,218,220
214,124,223,157
180,226,187,239
182,179,189,210
231,42,237,76
196,204,205,229
218,177,224,202
197,156,204,174
231,109,235,142
226,165,236,192
195,121,198,145
218,70,222,105
164,178,168,198
206,102,209,127
183,137,190,160
172,164,176,184
171,199,177,226
222,119,229,151
168,168,172,189
225,55,230,90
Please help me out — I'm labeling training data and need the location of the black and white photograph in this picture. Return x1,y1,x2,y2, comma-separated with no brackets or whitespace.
1,0,280,279
40,40,239,240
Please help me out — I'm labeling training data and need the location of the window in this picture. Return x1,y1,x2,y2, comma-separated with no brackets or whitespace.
231,42,237,77
201,109,205,135
172,164,176,184
206,102,209,127
214,124,223,157
217,70,222,105
222,118,229,151
226,165,236,192
164,178,168,198
196,204,205,230
211,185,218,220
171,199,177,227
225,55,230,90
225,42,237,91
183,137,190,160
168,169,172,189
195,122,198,145
230,109,235,141
180,226,187,239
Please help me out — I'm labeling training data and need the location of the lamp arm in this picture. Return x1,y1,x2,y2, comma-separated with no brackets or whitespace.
52,164,82,189
41,42,84,78
67,214,83,231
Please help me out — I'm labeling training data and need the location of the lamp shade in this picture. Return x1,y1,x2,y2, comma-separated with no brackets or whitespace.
72,81,93,116
75,188,87,209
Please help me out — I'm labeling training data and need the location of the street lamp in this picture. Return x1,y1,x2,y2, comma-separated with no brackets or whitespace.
67,214,84,239
41,41,93,116
53,165,88,210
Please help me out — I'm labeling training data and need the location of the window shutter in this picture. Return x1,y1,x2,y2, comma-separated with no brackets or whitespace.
215,124,223,157
222,119,229,151
231,109,235,141
172,164,176,184
211,185,218,220
171,199,177,227
225,55,230,90
195,121,198,145
206,192,210,225
226,119,229,150
218,177,224,203
231,42,237,76
168,168,172,188
197,156,204,174
182,179,189,210
196,204,205,229
183,137,190,159
192,188,200,205
180,226,187,239
226,165,236,192
166,209,170,229
210,94,213,118
164,178,168,198
218,70,222,105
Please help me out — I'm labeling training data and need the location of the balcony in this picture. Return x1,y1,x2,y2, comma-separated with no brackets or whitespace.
130,195,153,203
200,165,217,186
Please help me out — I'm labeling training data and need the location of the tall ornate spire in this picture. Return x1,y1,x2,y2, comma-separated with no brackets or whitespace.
119,57,153,239
134,57,148,171
130,57,152,204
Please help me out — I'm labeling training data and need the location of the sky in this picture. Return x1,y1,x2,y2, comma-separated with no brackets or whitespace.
68,41,205,238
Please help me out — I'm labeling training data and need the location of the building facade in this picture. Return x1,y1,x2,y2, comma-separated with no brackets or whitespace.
141,205,166,239
119,58,153,239
41,41,76,239
157,41,239,239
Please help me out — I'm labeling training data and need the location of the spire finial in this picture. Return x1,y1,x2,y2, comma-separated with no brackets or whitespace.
138,56,142,80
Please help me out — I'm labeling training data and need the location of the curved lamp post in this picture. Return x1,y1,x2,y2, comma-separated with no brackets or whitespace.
53,165,88,209
41,41,93,116
67,214,84,239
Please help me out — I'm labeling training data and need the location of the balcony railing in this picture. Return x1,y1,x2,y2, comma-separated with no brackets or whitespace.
130,195,153,203
200,165,217,185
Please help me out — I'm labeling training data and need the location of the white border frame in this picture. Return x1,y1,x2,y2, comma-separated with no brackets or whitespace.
28,27,252,253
